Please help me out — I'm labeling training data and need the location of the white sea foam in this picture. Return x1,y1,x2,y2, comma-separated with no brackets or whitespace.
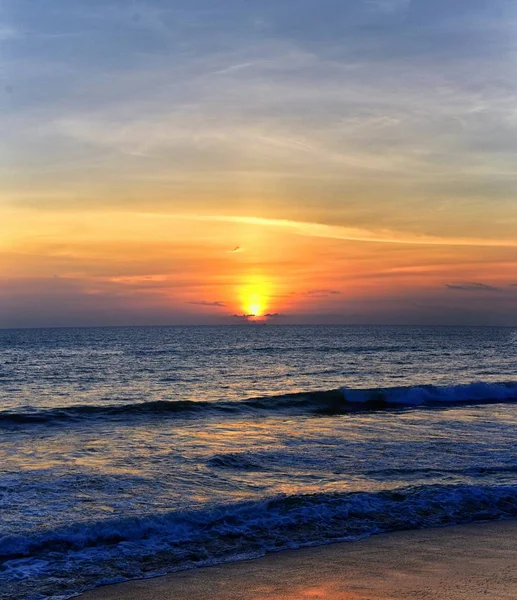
341,382,517,406
2,484,517,599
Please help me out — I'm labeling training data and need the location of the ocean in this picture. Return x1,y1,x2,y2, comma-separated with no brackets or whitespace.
1,324,517,600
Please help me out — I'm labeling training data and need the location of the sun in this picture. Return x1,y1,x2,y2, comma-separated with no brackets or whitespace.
239,275,271,318
246,297,264,318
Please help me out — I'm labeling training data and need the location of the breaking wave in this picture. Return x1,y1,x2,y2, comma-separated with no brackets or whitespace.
1,381,516,427
3,484,517,599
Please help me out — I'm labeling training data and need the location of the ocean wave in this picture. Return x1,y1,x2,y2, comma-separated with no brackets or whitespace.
207,453,268,470
2,484,517,599
1,382,516,427
364,465,517,481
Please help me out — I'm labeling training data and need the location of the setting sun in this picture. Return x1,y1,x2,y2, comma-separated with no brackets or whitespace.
247,300,265,318
239,275,272,317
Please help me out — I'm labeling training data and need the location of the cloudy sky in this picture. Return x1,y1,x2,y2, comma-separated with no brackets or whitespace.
2,0,517,327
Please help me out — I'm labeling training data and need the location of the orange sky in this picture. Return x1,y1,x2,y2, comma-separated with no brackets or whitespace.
3,208,517,326
2,1,517,327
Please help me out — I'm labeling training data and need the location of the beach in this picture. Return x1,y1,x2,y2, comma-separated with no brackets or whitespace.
82,520,517,600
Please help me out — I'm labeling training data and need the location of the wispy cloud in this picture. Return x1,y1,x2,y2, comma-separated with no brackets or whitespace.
187,300,226,307
142,213,517,248
4,0,517,252
306,289,341,297
445,282,501,292
0,26,19,41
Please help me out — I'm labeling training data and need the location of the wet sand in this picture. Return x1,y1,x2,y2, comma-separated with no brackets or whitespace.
81,520,517,600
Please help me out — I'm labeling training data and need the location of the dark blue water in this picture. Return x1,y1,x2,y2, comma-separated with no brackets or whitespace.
1,325,517,599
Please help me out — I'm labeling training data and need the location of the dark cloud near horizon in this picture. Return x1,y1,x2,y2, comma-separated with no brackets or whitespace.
445,282,500,292
231,312,285,319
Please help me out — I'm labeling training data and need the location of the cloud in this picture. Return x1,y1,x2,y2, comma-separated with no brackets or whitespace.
231,312,284,320
445,282,501,292
6,0,517,249
0,26,18,41
187,300,226,307
144,214,517,248
306,289,341,297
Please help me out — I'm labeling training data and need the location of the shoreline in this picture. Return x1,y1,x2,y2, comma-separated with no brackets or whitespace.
80,519,517,599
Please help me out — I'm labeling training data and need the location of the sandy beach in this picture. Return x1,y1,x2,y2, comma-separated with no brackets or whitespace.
81,520,517,600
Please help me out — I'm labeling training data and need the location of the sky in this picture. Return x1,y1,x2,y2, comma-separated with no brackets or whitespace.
2,0,517,327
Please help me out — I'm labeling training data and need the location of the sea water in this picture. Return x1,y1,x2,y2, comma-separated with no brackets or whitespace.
1,325,517,599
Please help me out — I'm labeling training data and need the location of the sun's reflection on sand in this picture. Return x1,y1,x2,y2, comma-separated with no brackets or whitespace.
247,582,374,599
